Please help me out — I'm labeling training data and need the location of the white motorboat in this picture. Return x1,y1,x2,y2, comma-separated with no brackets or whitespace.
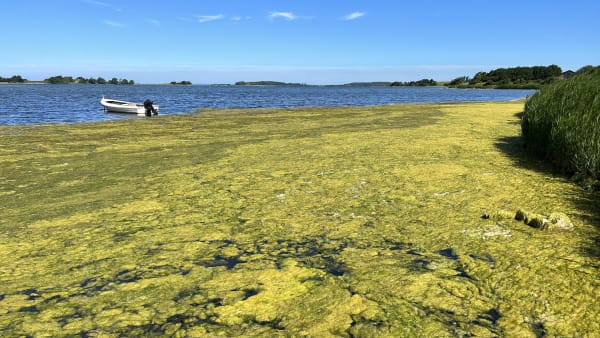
100,97,159,116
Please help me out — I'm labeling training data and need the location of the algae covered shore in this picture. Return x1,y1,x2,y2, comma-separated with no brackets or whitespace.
1,102,598,336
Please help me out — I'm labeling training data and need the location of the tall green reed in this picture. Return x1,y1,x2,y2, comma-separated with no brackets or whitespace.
522,68,600,179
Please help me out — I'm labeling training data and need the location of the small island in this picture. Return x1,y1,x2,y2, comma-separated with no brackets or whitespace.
44,75,135,85
0,75,135,85
0,75,27,83
170,81,192,85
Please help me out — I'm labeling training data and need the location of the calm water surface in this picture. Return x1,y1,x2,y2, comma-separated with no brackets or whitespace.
0,84,535,125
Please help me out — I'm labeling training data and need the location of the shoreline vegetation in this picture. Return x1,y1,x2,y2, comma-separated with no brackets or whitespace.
1,100,598,336
0,65,590,88
0,75,190,86
522,66,600,189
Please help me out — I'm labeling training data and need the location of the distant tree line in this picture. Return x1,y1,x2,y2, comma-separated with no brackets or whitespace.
390,79,437,87
44,75,134,85
448,65,563,89
572,65,600,76
0,75,27,83
447,76,470,86
4,65,593,88
235,81,307,86
170,81,192,85
342,82,392,87
343,79,438,87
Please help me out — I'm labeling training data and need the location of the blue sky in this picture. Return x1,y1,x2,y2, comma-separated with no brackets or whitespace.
1,0,599,84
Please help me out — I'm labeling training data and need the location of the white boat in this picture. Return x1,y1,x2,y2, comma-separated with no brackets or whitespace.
100,97,159,116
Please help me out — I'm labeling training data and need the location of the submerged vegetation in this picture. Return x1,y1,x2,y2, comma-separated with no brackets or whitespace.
1,102,599,336
522,66,600,186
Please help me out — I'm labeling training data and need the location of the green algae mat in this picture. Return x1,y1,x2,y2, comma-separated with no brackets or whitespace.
1,102,599,337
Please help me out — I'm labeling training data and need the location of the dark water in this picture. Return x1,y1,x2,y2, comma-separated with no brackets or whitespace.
0,84,535,125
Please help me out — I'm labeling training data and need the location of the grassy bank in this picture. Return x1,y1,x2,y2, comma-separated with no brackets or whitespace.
522,69,600,183
1,102,599,336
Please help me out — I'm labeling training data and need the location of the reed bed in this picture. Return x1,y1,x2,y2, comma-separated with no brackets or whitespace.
522,69,600,181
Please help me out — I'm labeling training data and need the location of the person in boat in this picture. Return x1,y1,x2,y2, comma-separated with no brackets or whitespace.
143,99,158,116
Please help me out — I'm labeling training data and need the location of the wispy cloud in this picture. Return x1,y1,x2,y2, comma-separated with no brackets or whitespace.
103,20,126,28
85,0,110,7
85,0,122,12
343,12,365,21
147,19,160,26
197,14,225,23
269,11,297,21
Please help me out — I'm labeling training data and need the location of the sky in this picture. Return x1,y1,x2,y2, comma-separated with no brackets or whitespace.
1,0,599,84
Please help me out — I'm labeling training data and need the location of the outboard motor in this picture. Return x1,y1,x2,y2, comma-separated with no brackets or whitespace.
144,99,158,116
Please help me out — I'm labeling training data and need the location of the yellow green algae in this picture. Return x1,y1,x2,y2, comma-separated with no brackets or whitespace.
1,102,599,337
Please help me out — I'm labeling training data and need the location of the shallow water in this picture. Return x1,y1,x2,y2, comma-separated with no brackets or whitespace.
0,84,535,125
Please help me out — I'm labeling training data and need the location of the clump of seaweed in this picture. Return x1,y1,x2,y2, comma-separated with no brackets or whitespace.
484,208,574,230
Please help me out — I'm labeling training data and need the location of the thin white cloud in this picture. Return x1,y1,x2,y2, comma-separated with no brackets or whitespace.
85,0,109,6
231,16,251,21
343,12,365,21
103,20,126,27
85,0,122,12
148,19,160,26
269,11,297,21
197,14,225,23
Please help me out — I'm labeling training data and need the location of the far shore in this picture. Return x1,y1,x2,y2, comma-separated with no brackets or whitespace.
0,81,543,89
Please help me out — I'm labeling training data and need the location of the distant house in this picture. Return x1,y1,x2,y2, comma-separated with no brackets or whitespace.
559,70,576,79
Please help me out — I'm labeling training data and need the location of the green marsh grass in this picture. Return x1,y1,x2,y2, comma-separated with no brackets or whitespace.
1,102,599,336
522,70,600,180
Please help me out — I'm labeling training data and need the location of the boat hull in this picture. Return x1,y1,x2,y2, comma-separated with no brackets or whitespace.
100,98,159,116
